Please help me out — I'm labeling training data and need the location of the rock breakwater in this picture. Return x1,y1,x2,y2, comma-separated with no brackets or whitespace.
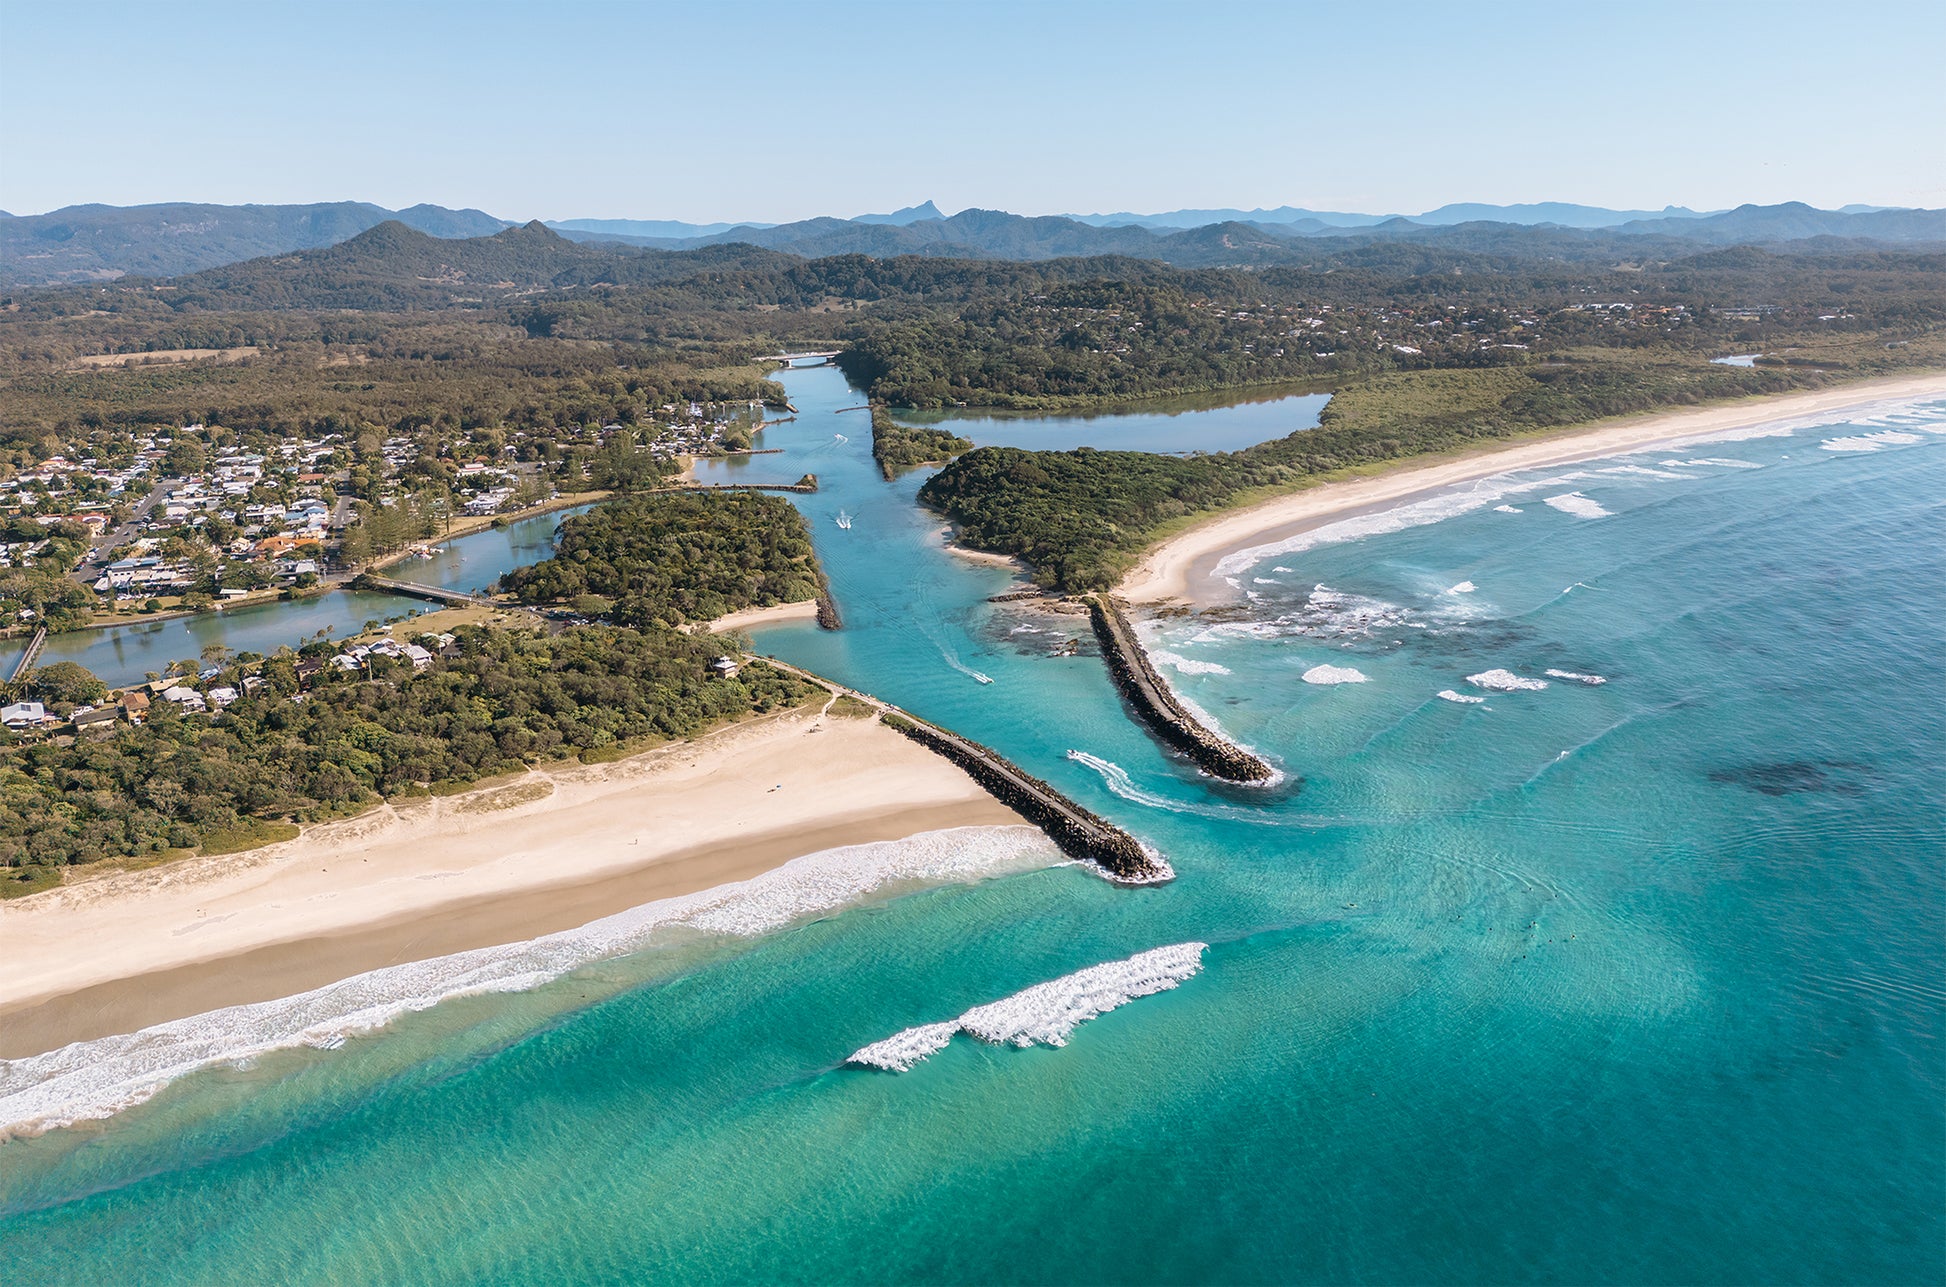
1089,596,1274,783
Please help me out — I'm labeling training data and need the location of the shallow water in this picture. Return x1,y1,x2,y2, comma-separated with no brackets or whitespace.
26,506,584,687
2,372,1941,1285
898,386,1329,452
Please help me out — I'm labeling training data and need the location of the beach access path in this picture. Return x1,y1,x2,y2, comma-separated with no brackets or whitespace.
0,703,1023,1058
1117,372,1946,607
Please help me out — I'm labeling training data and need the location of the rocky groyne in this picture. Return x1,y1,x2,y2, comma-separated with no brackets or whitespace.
879,711,1171,884
1089,596,1275,783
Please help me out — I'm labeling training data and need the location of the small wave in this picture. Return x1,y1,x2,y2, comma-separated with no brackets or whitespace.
1601,464,1696,480
1302,664,1369,685
0,827,1056,1139
1493,504,1523,513
1437,690,1486,704
1150,650,1232,676
1447,581,1477,594
1252,577,1281,585
1065,751,1284,821
1545,669,1607,685
1664,457,1761,469
847,942,1207,1071
1467,668,1549,692
1821,430,1923,452
1542,492,1612,519
1272,566,1294,573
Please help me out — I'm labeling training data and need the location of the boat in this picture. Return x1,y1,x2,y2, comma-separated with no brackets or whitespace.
834,510,853,530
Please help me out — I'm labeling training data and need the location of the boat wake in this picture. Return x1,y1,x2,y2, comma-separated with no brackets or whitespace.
847,942,1208,1072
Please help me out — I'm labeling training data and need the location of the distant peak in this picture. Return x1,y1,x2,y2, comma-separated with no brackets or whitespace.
853,200,946,226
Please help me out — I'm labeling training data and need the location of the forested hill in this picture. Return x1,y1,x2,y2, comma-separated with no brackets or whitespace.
0,201,508,287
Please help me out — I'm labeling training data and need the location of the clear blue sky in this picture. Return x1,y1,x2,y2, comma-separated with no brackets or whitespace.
3,0,1941,220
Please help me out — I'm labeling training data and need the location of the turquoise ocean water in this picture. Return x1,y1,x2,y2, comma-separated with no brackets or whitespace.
1,370,1941,1284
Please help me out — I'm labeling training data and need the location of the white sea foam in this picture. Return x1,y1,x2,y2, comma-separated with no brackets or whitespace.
1272,566,1294,573
846,1022,960,1073
1302,664,1369,685
1542,492,1613,519
1820,430,1923,452
1437,689,1486,704
1252,577,1280,585
1601,464,1696,480
0,827,1057,1139
1448,581,1477,594
1065,751,1282,823
1150,650,1232,676
847,942,1208,1071
1664,457,1762,469
1467,668,1549,691
1493,504,1523,513
1545,669,1608,685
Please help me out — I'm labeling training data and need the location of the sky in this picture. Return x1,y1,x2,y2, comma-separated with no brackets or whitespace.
3,0,1942,221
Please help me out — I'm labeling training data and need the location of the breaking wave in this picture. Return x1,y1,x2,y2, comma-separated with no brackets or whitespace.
1821,430,1923,453
0,827,1058,1139
1545,669,1608,685
1448,581,1477,594
1302,664,1369,685
1493,505,1524,513
848,942,1208,1072
1663,457,1761,469
1150,650,1232,676
1543,492,1613,519
1437,690,1487,704
1065,751,1283,824
1467,668,1549,692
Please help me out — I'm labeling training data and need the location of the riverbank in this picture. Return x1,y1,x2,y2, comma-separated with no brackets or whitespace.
0,704,1024,1058
705,599,819,632
1117,371,1946,605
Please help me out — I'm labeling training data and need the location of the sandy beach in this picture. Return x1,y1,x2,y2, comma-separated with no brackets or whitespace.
1118,372,1946,606
0,705,1023,1058
706,599,819,632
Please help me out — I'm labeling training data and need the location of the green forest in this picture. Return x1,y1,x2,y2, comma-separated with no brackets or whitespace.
869,405,974,479
499,491,824,626
2,625,819,882
916,349,1930,591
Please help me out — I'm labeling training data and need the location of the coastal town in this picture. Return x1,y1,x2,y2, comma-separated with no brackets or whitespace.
0,398,768,639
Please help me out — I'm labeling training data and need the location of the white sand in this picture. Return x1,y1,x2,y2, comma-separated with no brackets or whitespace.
1118,373,1946,605
0,705,1021,1053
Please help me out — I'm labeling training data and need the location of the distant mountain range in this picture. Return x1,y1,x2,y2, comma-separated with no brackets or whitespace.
3,199,1939,289
0,201,508,285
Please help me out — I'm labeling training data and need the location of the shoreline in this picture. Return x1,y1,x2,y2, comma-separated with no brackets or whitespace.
0,705,1024,1058
1115,371,1946,606
704,599,819,632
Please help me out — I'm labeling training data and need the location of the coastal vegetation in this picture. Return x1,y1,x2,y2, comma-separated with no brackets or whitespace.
499,491,823,627
917,339,1946,591
0,625,818,884
869,405,973,479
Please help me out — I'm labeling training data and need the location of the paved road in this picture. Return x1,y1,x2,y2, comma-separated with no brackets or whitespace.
70,475,176,584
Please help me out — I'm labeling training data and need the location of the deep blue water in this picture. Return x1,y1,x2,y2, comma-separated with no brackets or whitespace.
2,371,1940,1285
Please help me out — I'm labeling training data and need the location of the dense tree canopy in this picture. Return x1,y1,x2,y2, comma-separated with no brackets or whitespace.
500,491,824,627
2,625,818,875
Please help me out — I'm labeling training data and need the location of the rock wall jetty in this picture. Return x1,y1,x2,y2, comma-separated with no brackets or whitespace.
879,711,1170,884
1088,596,1275,783
754,657,1169,884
